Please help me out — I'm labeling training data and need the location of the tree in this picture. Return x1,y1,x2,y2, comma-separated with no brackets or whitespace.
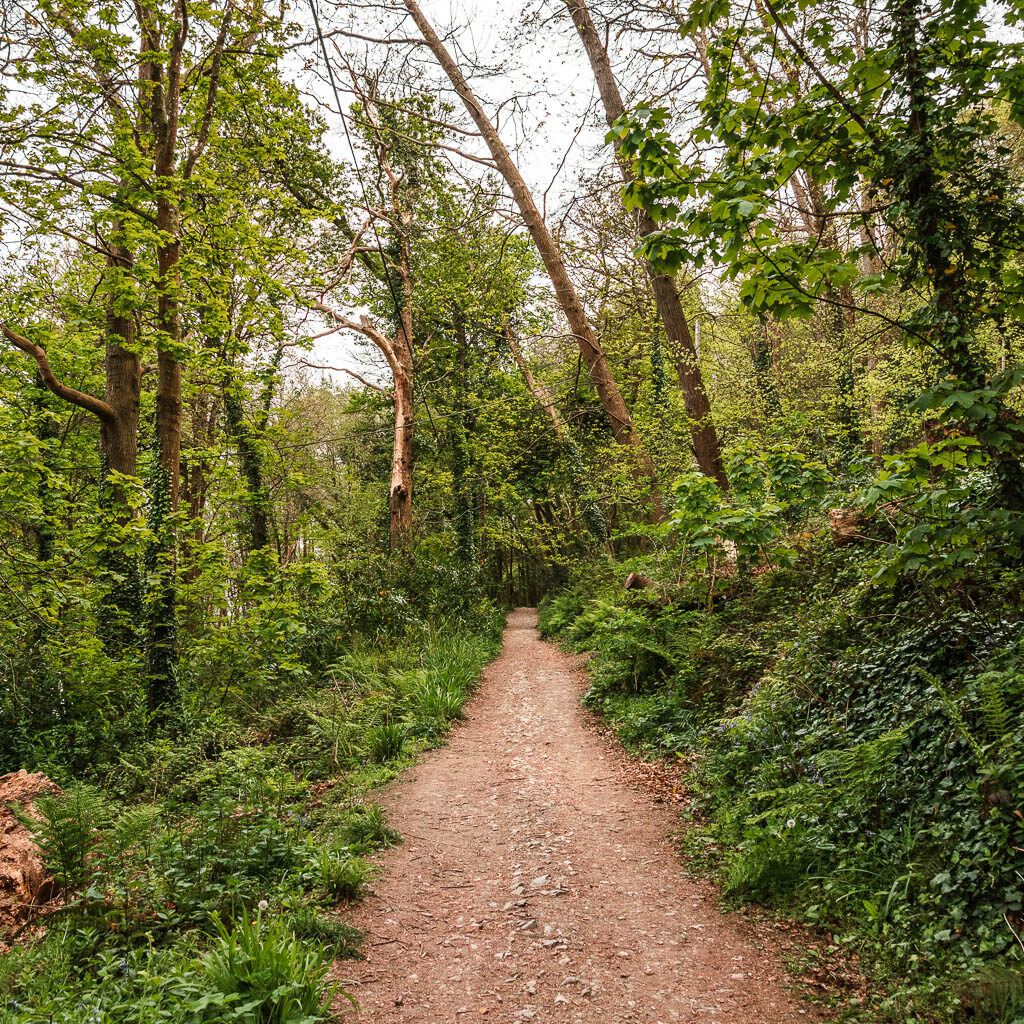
0,0,324,720
400,0,662,515
311,88,433,552
612,0,1024,530
563,0,728,489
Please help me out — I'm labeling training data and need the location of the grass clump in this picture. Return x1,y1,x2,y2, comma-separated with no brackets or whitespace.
366,721,407,763
309,846,373,902
191,912,337,1023
337,803,400,851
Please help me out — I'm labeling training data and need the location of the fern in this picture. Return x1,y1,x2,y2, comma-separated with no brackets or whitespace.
965,964,1024,1019
975,670,1012,743
27,784,111,890
917,666,990,769
814,727,908,792
110,805,161,859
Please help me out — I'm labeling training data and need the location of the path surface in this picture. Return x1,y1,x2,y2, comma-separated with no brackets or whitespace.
336,609,817,1022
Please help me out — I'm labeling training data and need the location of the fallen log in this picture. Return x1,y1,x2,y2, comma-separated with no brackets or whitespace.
624,572,656,591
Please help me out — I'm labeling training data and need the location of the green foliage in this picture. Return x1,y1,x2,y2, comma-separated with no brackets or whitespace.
187,912,337,1023
336,803,400,852
26,783,111,890
667,443,830,574
308,847,372,902
545,539,1024,1021
286,907,362,960
366,722,407,763
863,435,1024,583
0,939,203,1024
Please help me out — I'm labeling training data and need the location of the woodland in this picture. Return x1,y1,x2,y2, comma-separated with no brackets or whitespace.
0,0,1022,1020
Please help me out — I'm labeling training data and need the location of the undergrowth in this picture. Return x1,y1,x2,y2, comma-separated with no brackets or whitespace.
0,612,502,1023
541,542,1024,1023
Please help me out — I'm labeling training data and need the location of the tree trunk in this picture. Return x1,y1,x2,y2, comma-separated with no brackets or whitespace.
143,10,185,724
402,0,659,512
451,324,476,569
99,250,144,652
750,323,781,422
505,325,568,443
505,325,609,543
390,357,415,551
101,242,142,497
223,379,271,552
31,374,58,563
564,0,728,490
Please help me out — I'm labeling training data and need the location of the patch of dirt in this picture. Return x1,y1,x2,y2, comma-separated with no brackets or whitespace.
333,609,829,1022
0,770,61,936
582,718,692,809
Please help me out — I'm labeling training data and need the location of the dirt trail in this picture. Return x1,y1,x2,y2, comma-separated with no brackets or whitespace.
337,609,819,1022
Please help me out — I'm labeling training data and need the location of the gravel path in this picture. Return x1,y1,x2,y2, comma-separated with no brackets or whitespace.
335,608,819,1022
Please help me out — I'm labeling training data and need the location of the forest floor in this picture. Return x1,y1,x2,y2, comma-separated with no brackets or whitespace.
332,608,825,1023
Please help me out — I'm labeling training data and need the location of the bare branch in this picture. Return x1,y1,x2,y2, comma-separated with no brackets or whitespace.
184,0,235,179
290,359,391,393
307,301,401,377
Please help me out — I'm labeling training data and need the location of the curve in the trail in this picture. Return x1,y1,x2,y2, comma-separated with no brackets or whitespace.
333,608,821,1023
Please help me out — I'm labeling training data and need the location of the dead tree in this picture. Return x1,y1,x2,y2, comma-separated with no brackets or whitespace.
312,89,418,551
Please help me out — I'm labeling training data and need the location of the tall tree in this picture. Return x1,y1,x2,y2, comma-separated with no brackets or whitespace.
400,0,661,514
563,0,728,489
0,0,313,719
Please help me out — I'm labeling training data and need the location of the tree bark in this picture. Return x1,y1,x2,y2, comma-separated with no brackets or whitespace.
505,324,609,543
31,374,58,563
223,378,271,552
504,325,567,442
141,4,186,722
390,353,415,551
102,266,142,491
312,305,416,552
564,0,728,490
402,0,659,513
